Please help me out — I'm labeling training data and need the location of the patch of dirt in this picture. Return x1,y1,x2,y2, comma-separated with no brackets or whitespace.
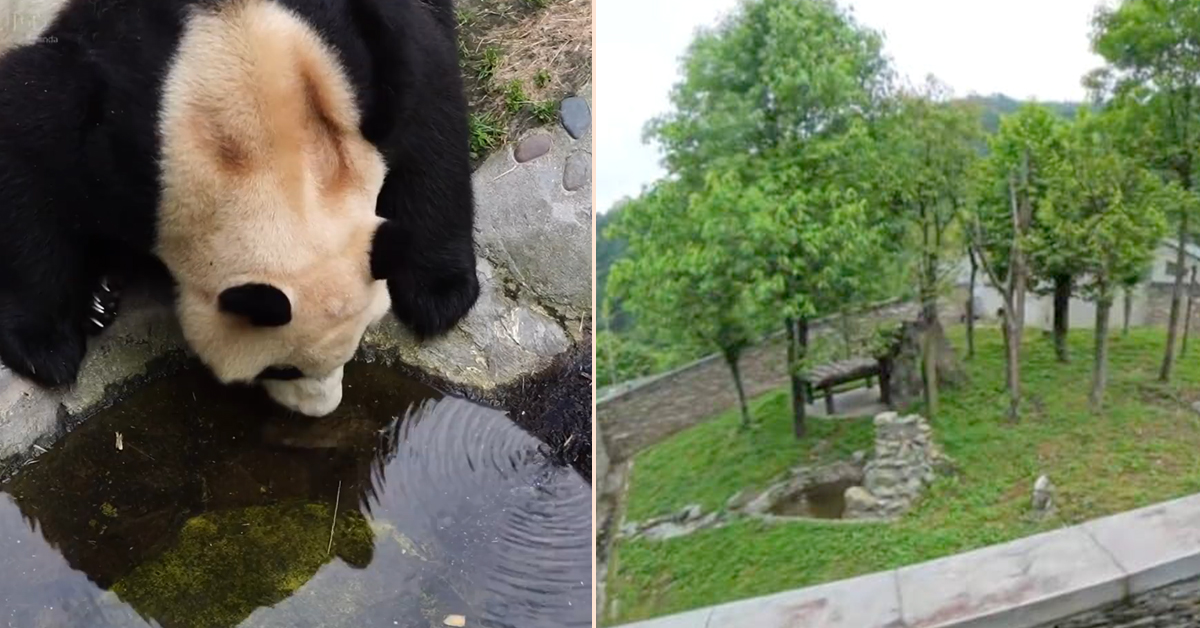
455,0,591,165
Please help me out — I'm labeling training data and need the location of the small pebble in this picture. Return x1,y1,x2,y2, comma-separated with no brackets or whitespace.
514,134,551,163
559,96,590,139
443,615,466,627
563,151,590,191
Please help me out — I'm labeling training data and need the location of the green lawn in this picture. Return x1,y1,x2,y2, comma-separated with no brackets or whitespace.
604,326,1200,625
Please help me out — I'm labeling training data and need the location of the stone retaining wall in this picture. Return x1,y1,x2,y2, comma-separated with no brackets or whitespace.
597,300,919,464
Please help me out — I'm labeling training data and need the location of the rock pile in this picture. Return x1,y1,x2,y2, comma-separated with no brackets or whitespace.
844,411,952,520
742,460,864,518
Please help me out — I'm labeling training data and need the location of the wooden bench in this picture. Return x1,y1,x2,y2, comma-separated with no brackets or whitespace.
801,357,890,414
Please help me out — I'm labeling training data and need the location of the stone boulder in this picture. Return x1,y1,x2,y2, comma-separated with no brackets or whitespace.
1031,474,1056,519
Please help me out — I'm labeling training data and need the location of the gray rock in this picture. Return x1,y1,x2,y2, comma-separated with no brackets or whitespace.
843,486,879,518
1032,474,1056,517
743,486,779,516
563,151,590,191
559,96,590,139
473,113,592,324
514,134,552,162
725,489,754,511
361,257,571,390
678,504,703,522
640,521,691,541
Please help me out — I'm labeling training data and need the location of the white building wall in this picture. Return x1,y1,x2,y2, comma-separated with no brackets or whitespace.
964,282,1148,331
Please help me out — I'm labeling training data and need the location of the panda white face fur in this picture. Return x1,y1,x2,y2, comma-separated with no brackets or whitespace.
155,0,392,416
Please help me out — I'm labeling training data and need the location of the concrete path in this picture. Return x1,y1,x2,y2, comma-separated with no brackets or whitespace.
805,384,890,419
610,491,1200,628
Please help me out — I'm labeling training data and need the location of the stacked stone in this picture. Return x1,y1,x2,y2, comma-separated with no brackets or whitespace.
844,412,947,519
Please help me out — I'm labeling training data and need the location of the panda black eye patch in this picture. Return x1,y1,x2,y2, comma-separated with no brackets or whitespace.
255,366,305,381
218,283,292,327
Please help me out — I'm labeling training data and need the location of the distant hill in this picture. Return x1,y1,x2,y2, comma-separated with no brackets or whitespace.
960,93,1083,134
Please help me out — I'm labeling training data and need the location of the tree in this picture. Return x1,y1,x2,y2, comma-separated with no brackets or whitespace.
607,175,765,429
970,104,1074,362
1039,111,1167,409
970,105,1064,421
597,202,634,333
1090,1,1200,382
875,77,980,419
747,144,888,437
645,0,896,437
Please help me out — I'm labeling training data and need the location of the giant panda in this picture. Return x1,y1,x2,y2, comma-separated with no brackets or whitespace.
0,0,479,416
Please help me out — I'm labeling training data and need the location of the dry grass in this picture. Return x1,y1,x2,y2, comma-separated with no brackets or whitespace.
483,0,591,106
458,0,591,162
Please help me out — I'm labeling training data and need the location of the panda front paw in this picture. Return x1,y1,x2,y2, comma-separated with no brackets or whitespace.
389,267,480,339
84,275,122,337
0,312,87,387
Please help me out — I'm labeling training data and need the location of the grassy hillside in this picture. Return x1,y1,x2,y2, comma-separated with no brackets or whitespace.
605,326,1200,625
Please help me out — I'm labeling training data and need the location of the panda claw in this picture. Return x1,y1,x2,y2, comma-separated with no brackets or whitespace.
84,275,122,337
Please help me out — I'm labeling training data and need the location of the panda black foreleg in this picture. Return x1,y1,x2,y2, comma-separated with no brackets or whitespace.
369,162,480,339
0,243,94,388
373,217,480,338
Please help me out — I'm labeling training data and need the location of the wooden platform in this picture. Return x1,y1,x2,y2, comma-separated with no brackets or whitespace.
801,357,889,414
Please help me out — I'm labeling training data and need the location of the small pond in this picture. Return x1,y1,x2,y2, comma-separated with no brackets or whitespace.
0,362,590,628
765,478,859,520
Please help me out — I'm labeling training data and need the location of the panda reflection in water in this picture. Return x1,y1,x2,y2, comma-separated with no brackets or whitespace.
0,0,480,415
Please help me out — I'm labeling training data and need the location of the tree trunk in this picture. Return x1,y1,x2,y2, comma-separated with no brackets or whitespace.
1160,215,1189,382
1000,307,1010,390
920,208,938,419
966,248,977,360
1184,266,1197,358
1052,274,1070,363
1006,309,1022,421
784,317,809,439
1090,296,1112,412
1005,160,1031,423
1123,288,1132,336
724,350,752,430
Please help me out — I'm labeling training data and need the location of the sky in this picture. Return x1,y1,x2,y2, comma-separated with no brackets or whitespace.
596,0,1118,214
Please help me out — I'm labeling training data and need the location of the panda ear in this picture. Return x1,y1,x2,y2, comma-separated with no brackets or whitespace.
369,219,403,281
218,283,292,327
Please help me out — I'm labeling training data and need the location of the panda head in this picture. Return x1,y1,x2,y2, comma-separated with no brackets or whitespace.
154,0,399,417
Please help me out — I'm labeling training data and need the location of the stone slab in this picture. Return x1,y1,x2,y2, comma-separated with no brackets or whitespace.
1084,492,1200,595
473,120,592,319
897,526,1126,628
706,569,903,628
